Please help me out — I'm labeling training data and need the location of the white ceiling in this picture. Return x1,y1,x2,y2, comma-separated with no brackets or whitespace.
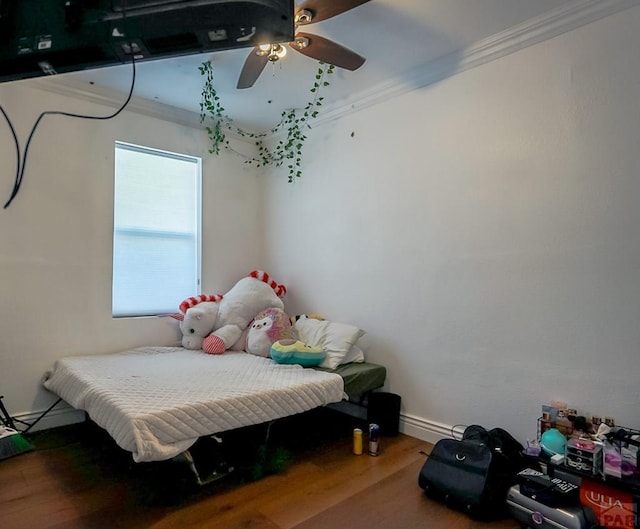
41,0,626,130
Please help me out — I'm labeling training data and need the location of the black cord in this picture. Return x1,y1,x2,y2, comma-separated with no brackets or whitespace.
3,2,136,209
0,395,17,429
0,105,21,183
3,58,136,209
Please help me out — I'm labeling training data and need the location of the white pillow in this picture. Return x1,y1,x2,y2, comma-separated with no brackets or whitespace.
343,344,365,364
294,316,365,369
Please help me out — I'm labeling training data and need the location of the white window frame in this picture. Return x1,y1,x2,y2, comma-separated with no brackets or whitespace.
112,141,202,317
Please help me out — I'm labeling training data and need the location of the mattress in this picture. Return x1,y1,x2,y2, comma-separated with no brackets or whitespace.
43,346,344,462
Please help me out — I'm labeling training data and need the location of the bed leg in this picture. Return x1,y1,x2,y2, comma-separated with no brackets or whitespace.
174,436,234,487
263,420,274,446
180,451,206,486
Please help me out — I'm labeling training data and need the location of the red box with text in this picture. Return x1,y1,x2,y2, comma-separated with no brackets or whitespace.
580,479,638,529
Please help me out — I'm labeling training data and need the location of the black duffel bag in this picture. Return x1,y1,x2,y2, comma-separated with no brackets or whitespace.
418,425,525,520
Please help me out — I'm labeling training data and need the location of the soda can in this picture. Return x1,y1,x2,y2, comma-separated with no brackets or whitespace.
353,428,363,455
368,423,380,456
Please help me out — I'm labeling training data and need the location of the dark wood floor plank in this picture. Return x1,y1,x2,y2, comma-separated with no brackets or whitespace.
291,458,517,529
261,436,428,528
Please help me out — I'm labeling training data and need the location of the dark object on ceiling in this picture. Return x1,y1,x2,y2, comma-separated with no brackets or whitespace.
0,0,294,83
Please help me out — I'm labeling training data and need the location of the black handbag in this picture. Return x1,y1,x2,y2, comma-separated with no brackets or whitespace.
418,426,525,519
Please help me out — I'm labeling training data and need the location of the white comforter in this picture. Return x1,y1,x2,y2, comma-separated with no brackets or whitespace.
43,346,344,462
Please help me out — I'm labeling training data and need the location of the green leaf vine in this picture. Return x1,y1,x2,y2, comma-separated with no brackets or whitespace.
199,60,335,183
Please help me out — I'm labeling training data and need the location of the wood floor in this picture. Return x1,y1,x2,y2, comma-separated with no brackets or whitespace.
0,416,520,529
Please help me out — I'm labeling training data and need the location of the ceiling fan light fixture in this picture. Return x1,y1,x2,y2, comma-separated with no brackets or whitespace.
268,44,287,61
274,44,287,59
237,0,372,89
257,43,272,56
292,36,310,50
295,9,313,25
256,43,287,61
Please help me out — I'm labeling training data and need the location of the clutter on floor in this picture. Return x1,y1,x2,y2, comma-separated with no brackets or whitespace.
417,405,639,529
418,424,526,520
0,395,34,461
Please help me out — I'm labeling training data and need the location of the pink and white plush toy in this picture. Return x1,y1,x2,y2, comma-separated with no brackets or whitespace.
246,307,298,357
176,270,286,354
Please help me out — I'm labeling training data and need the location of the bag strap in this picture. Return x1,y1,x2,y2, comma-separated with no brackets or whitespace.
462,424,489,443
450,424,467,440
487,427,524,454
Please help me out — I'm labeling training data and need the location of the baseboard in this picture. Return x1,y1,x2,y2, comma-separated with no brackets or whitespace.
14,404,85,432
399,413,459,445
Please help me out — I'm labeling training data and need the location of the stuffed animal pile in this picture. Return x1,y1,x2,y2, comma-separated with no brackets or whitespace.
174,270,286,354
173,271,349,369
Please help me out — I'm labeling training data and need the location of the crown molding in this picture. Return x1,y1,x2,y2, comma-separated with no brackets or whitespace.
30,0,640,132
31,76,204,129
312,0,640,127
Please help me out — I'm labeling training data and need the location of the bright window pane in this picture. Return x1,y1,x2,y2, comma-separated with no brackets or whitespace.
113,142,201,317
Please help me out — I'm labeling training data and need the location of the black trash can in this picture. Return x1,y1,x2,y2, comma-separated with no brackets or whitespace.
367,392,401,436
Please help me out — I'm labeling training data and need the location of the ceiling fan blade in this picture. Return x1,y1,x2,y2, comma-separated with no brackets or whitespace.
290,32,365,71
295,0,371,24
237,48,269,89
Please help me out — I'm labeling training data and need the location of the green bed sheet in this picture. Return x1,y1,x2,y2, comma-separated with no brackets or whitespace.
313,362,387,403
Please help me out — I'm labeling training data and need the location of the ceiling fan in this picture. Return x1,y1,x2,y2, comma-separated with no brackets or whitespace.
236,0,372,89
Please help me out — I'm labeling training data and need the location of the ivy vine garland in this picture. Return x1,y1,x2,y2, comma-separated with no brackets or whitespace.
199,60,335,183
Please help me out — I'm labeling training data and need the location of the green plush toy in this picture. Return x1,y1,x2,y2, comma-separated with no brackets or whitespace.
270,339,325,367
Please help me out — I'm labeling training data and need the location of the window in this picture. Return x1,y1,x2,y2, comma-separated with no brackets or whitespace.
112,142,201,317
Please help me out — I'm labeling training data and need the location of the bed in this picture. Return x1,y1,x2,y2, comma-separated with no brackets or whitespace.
42,346,385,463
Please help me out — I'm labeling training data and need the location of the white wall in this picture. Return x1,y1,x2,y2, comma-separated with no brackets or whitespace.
0,81,263,426
263,5,640,443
